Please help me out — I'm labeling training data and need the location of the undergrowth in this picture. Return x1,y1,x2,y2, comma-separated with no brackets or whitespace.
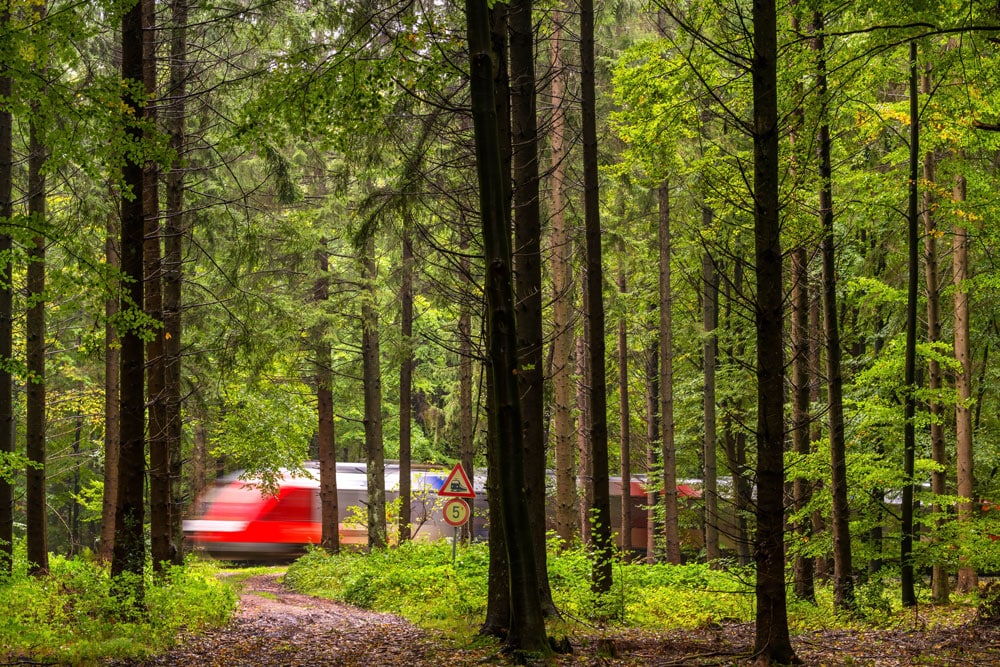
0,547,237,665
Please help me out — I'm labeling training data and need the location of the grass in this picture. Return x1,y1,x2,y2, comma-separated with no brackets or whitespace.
0,548,238,665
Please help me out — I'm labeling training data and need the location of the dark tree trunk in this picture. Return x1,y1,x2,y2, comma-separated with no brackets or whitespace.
658,183,680,564
814,12,853,611
0,3,13,574
617,257,632,555
112,0,149,599
701,209,719,564
901,40,919,608
315,246,339,553
466,0,549,650
576,330,592,546
751,0,796,661
644,334,659,563
791,245,814,602
361,240,387,550
163,0,189,567
458,228,475,544
26,112,48,577
508,0,552,611
100,218,121,564
144,0,169,572
398,226,413,543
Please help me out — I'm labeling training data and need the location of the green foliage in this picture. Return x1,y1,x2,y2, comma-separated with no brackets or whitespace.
0,551,236,664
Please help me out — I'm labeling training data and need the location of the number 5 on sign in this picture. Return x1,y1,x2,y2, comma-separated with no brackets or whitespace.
443,498,470,527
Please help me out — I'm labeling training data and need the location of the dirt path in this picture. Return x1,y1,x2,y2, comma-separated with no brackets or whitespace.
122,574,447,666
111,574,1000,666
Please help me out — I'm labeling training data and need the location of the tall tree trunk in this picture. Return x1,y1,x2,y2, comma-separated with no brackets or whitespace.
814,11,853,611
702,209,719,564
722,259,751,567
921,67,948,603
751,0,795,660
618,256,632,555
315,245,339,553
658,183,680,564
791,245,814,602
644,334,659,563
26,111,48,577
458,228,475,544
100,217,121,563
163,0,188,567
508,0,553,609
398,226,413,543
580,0,612,593
576,330,593,546
549,3,575,548
112,0,149,598
144,0,169,572
953,170,977,593
0,3,14,573
361,239,387,550
466,0,549,649
901,40,919,608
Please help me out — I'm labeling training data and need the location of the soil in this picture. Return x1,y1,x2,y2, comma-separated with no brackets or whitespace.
109,574,1000,666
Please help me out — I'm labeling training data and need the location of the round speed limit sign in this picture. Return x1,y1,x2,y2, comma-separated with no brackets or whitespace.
442,498,471,527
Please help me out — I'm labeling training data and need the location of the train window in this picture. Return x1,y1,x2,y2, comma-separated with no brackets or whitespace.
266,488,314,522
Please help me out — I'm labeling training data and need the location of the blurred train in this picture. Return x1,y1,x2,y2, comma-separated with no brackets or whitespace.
183,462,487,560
183,461,705,560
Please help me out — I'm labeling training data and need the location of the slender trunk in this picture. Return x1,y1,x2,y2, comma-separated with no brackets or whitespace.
100,219,121,563
458,228,474,544
398,227,413,543
645,335,659,563
702,209,719,564
809,283,830,581
361,240,387,550
791,245,814,602
576,331,593,546
549,4,575,548
618,256,632,555
112,0,148,596
508,0,552,608
145,0,169,571
901,40,919,608
26,112,48,576
722,259,751,567
921,68,947,603
751,0,795,659
658,183,680,564
315,246,339,553
163,0,189,567
953,170,977,593
0,3,13,573
814,12,853,610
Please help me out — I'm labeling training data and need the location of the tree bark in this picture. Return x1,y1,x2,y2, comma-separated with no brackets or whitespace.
901,40,919,608
702,208,719,565
163,0,189,567
398,226,413,543
953,170,977,593
466,0,549,649
549,3,575,548
751,0,796,660
814,12,853,611
26,109,48,577
315,245,339,553
100,218,121,564
791,244,814,602
921,66,947,603
112,0,149,598
618,256,632,555
576,330,593,547
361,239,387,550
0,3,13,574
658,183,680,565
508,0,553,609
644,334,659,563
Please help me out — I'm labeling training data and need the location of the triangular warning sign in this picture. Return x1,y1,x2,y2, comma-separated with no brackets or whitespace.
437,462,476,498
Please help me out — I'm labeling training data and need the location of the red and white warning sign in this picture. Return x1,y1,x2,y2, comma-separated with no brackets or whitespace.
436,462,476,498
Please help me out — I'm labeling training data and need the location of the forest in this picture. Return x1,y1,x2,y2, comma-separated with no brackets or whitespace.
1,0,1000,663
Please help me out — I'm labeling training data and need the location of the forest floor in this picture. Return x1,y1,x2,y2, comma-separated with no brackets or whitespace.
107,574,1000,666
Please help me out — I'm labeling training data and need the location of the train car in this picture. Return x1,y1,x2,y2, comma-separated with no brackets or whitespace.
183,462,485,560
